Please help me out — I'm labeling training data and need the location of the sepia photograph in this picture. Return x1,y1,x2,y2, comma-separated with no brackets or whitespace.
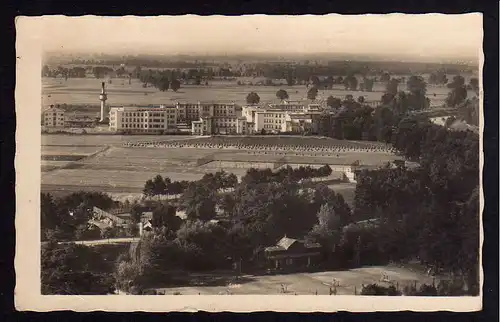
15,13,483,312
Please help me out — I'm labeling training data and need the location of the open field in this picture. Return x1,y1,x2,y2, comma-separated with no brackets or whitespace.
41,134,399,205
149,135,392,150
42,77,466,108
154,265,438,295
42,134,194,147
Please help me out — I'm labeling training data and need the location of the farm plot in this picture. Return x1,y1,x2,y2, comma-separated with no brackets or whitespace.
42,134,193,147
41,168,205,191
41,145,105,155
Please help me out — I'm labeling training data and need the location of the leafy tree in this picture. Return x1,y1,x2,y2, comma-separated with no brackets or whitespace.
151,204,182,231
42,243,114,295
75,224,101,241
380,72,391,83
309,76,320,86
386,78,400,96
360,78,374,92
246,92,260,104
360,284,401,296
446,75,468,107
469,77,479,94
406,75,429,110
179,182,217,222
276,89,289,100
101,227,117,239
326,96,341,109
143,179,155,197
156,76,170,91
130,204,143,224
407,75,427,96
343,75,358,91
152,175,167,195
307,87,319,100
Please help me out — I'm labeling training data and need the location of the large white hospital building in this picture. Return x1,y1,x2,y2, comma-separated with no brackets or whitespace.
107,100,327,135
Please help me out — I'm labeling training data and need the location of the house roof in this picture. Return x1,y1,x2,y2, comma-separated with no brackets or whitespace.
342,218,381,233
277,236,297,250
265,235,321,252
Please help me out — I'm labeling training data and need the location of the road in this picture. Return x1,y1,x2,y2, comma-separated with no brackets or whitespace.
57,237,139,246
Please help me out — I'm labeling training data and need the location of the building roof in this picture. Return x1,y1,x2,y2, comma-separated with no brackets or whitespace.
43,107,65,113
342,218,381,233
265,235,321,252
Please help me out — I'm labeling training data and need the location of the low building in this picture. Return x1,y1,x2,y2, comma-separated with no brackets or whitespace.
264,236,322,272
43,106,65,127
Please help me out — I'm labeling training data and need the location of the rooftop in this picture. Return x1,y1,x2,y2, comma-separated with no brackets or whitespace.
265,235,322,252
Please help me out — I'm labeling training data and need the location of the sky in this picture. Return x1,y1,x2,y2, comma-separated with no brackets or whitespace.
37,14,483,62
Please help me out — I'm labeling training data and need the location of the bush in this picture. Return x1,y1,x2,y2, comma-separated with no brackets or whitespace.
360,283,402,296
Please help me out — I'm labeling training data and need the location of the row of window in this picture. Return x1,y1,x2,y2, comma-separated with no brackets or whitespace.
263,119,284,124
120,124,167,129
263,124,281,130
261,113,286,118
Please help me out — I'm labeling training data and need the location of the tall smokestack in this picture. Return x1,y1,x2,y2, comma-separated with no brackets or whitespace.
99,82,108,122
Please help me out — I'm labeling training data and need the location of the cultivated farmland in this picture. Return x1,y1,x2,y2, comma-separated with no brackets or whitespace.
42,77,463,109
41,134,401,205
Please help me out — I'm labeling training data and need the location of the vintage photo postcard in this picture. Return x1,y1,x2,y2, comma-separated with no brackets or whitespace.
15,13,483,312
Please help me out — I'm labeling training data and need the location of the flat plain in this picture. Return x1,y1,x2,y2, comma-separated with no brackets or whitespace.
42,77,464,109
41,134,401,207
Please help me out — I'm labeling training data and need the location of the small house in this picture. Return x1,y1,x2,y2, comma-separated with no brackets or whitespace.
264,235,322,272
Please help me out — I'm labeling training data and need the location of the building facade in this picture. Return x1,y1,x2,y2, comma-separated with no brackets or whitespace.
108,101,327,135
43,106,66,127
191,115,254,135
109,105,178,133
264,236,322,272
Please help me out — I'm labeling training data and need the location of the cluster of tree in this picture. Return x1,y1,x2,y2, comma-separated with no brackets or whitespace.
92,66,115,79
42,65,87,79
446,75,468,107
143,175,191,197
239,62,473,84
246,92,261,104
352,118,479,294
468,77,479,95
41,242,116,294
318,103,397,142
428,71,449,85
138,70,181,92
41,191,116,241
456,97,480,126
276,89,289,100
358,277,474,296
240,165,333,186
113,165,353,292
114,219,234,293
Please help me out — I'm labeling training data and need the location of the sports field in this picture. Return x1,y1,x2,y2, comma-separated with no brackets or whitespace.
42,77,460,108
154,265,438,295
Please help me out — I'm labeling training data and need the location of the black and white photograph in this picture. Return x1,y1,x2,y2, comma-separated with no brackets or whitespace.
15,13,483,312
